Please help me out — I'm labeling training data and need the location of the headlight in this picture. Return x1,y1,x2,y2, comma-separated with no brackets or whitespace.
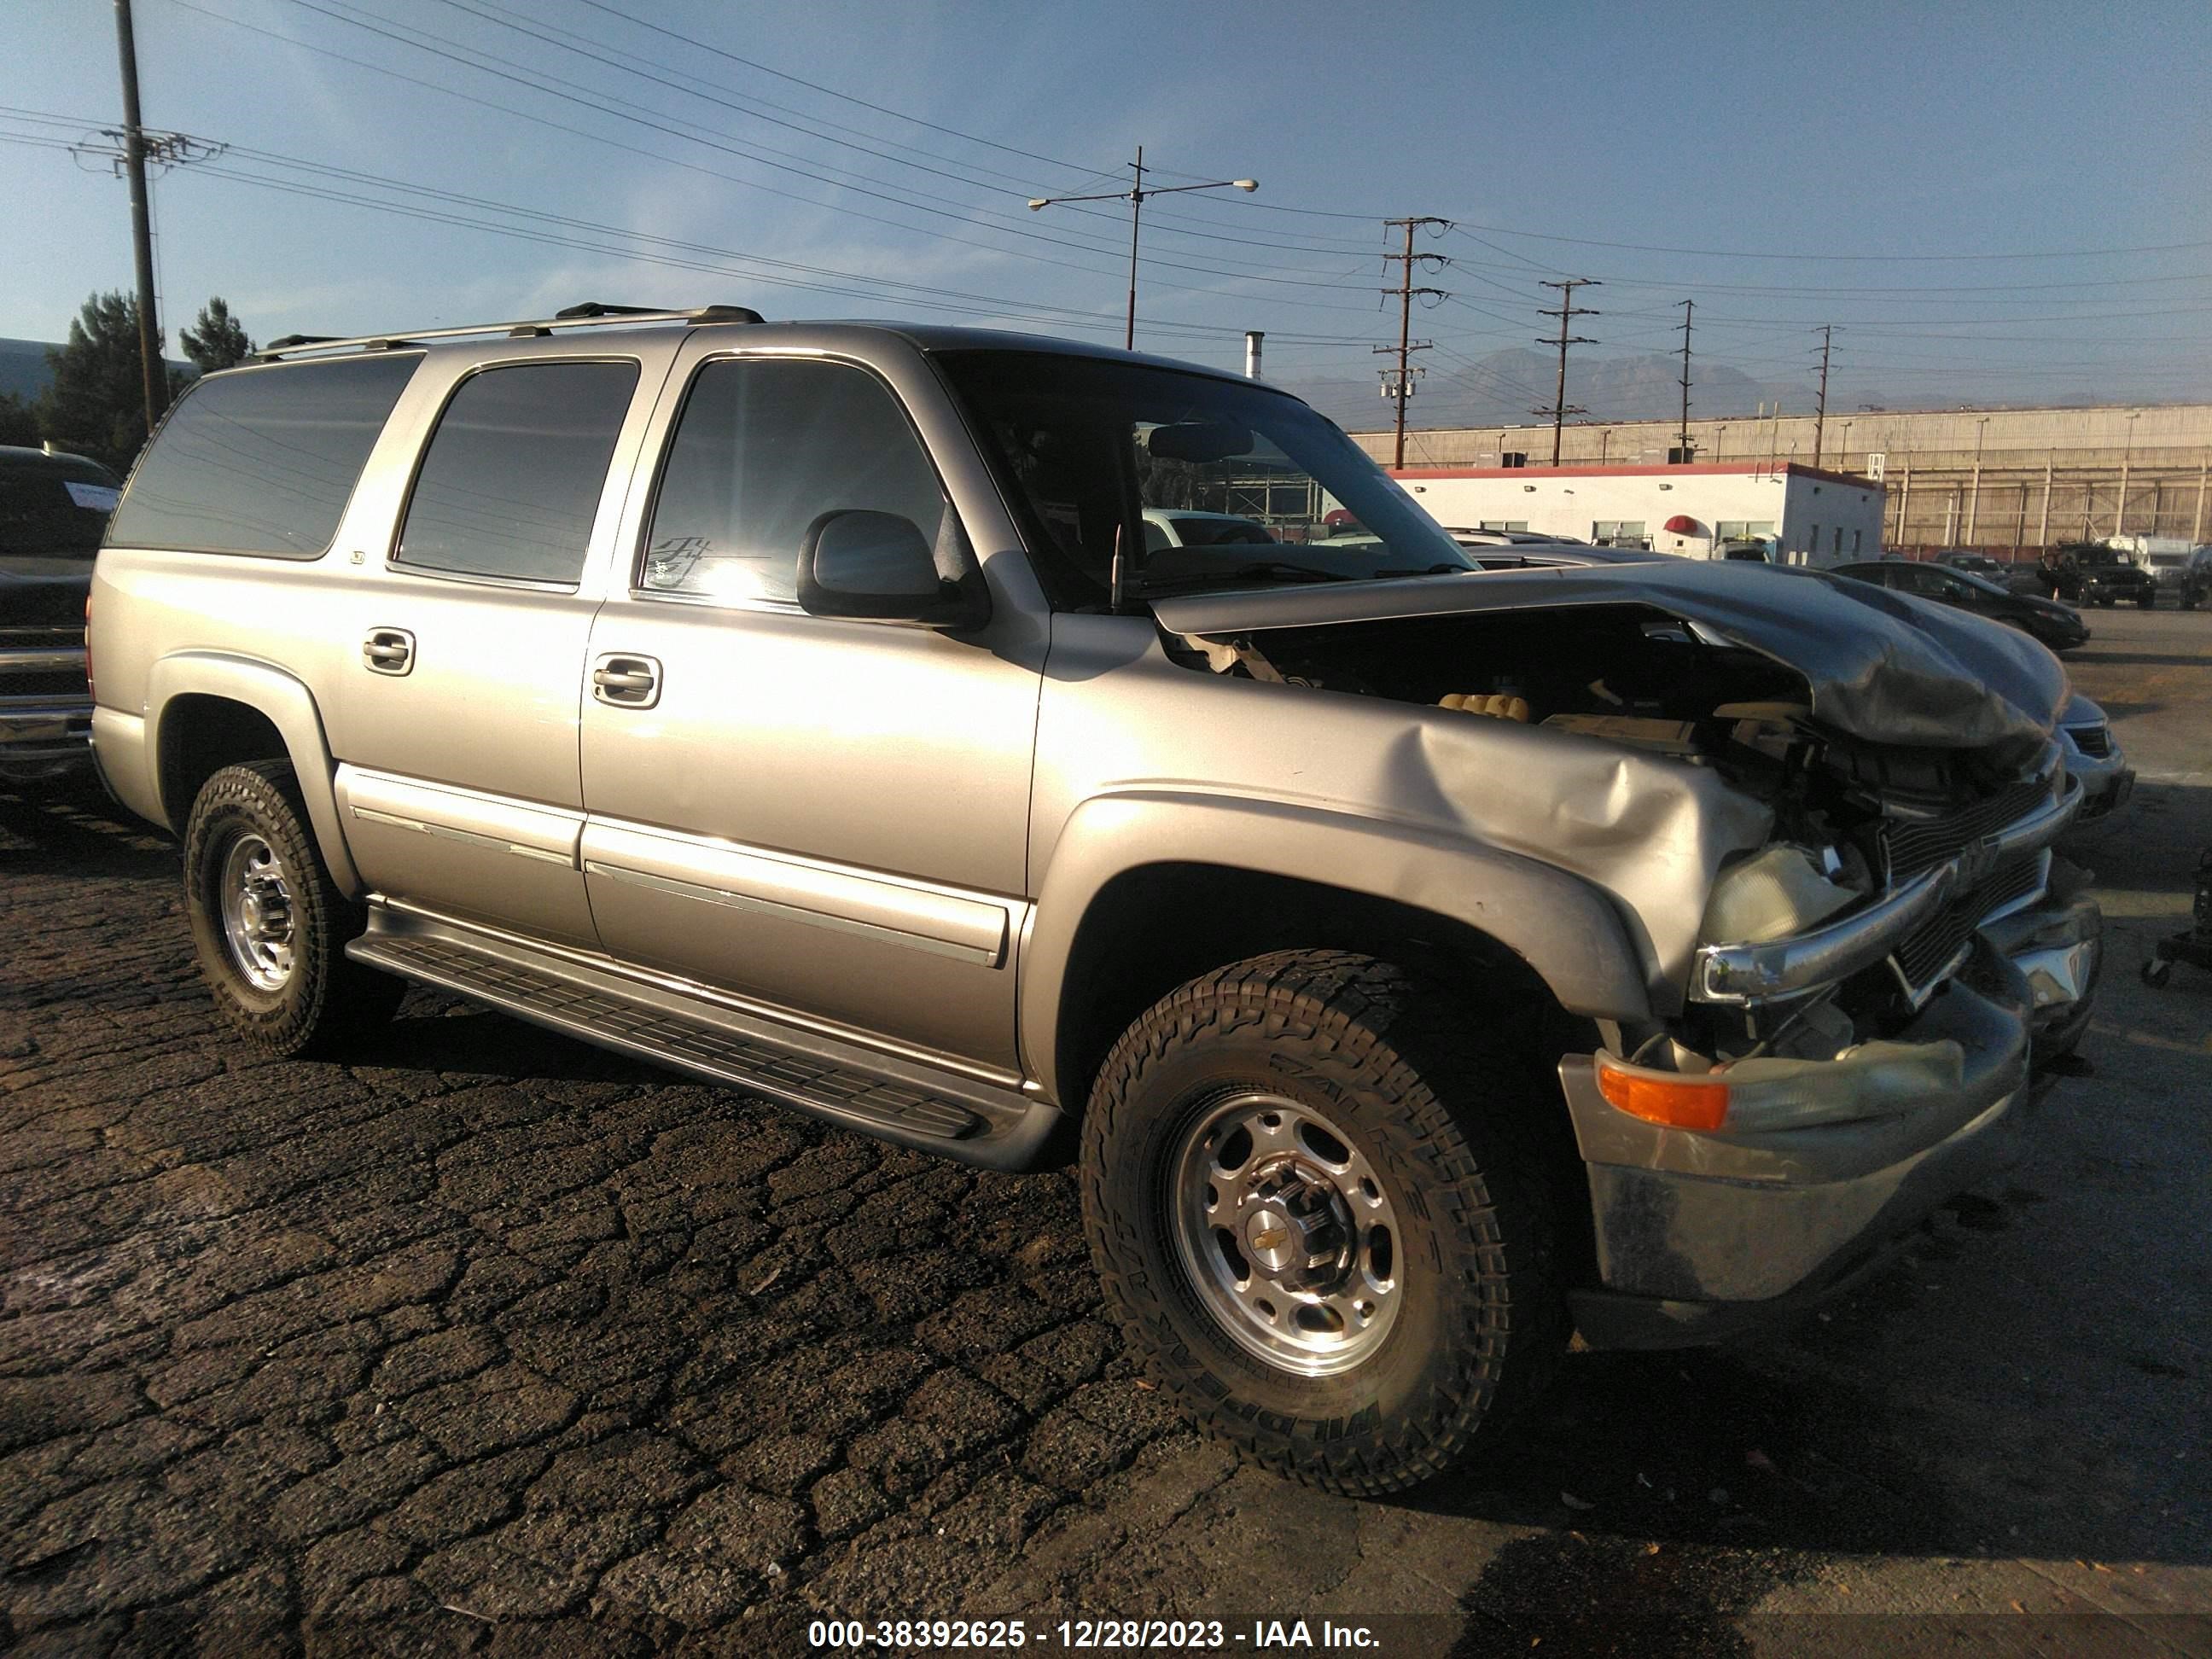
1698,844,1863,946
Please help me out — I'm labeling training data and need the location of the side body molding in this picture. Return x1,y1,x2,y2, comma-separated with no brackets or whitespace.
1018,789,1655,1101
144,651,363,896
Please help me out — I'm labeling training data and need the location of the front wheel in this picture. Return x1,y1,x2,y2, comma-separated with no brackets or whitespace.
183,760,404,1056
2139,591,2157,610
1080,951,1565,1495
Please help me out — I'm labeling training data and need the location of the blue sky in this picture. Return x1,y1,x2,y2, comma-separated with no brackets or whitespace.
4,0,2209,426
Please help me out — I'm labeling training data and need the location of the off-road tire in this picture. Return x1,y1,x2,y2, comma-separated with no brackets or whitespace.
1080,949,1567,1496
183,760,403,1057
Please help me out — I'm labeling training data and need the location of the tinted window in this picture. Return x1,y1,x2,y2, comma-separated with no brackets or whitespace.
393,360,637,585
641,358,948,607
106,355,419,557
0,458,119,558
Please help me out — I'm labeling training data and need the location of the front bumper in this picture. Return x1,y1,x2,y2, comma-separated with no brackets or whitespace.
1981,893,2102,1062
0,701,95,783
2069,754,2135,822
1566,931,2069,1350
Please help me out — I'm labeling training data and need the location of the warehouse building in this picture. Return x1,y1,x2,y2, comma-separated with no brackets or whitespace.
1356,402,2212,555
1390,461,1884,565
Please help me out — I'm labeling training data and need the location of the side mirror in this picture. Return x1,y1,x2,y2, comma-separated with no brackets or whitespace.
796,509,990,630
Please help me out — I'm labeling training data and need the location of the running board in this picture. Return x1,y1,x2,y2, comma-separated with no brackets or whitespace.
348,905,1059,1170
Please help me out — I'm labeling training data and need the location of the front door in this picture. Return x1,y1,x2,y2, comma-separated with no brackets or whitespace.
578,346,1040,1076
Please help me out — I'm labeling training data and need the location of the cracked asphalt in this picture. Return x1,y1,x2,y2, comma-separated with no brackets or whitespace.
3,608,2209,1657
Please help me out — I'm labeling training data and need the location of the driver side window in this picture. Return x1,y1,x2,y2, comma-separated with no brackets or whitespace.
640,357,949,608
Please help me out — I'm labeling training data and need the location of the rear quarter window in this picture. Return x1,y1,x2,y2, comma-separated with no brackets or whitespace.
105,353,422,558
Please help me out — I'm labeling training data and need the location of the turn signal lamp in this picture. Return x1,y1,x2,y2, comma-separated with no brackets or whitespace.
1594,1056,1731,1132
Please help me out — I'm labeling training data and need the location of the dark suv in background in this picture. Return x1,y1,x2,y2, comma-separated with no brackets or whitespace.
2062,543,2157,608
1,444,117,787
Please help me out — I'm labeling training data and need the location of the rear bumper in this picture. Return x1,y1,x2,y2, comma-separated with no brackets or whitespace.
1564,949,2041,1350
0,701,94,783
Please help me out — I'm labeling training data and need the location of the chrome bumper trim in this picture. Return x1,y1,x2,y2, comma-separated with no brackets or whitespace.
1694,777,2083,1005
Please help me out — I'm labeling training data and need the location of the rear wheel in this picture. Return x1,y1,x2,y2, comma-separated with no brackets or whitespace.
1080,950,1566,1495
2139,591,2157,610
183,760,404,1056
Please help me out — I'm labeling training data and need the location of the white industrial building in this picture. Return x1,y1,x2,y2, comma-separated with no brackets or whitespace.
1389,461,1888,565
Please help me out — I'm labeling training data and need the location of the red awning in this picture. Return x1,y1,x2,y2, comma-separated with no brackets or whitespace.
1662,514,1700,534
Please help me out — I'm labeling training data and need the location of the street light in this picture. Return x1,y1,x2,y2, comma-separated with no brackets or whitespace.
2116,409,2141,536
1965,415,1990,543
1029,146,1257,350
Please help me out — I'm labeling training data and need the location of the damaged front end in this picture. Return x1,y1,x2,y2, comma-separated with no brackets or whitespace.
1155,561,2103,1348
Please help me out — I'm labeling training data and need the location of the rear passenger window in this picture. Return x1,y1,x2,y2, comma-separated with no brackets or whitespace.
394,360,638,585
641,358,947,606
105,354,419,558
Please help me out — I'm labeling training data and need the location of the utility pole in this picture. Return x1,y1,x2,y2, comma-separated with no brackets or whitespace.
1534,278,1598,467
1674,300,1694,463
1377,217,1449,469
1029,151,1256,352
113,0,166,434
1811,324,1835,469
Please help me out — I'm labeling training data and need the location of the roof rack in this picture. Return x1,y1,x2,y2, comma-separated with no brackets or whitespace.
252,303,765,361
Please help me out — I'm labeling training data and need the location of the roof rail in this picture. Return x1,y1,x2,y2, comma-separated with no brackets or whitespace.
251,304,765,362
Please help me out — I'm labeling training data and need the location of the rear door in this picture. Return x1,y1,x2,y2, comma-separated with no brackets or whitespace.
323,347,667,945
575,339,1043,1075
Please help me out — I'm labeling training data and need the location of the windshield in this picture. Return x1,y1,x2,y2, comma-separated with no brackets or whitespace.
937,350,1472,607
0,463,118,559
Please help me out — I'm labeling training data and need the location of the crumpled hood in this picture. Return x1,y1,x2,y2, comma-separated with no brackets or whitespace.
1154,560,2069,752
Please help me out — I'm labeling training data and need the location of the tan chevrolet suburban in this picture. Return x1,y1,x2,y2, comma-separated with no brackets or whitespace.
89,304,2101,1494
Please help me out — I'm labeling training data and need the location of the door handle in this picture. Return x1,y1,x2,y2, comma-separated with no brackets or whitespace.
363,627,415,675
591,653,661,709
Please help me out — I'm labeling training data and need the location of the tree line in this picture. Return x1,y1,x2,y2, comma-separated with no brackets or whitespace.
0,291,256,470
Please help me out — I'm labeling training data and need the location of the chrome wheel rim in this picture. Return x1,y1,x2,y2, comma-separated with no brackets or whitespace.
218,831,296,992
1170,1090,1402,1377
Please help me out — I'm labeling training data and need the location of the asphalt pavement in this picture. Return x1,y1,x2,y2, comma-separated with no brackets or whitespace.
3,606,2207,1657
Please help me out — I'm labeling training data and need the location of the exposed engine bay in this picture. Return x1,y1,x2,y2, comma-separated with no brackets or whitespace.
1168,597,2075,1069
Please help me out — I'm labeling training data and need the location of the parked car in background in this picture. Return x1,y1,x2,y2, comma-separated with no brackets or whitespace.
1830,558,2089,653
2180,546,2212,610
1940,551,2043,596
2058,693,2133,823
1141,509,1277,552
2059,543,2157,609
1450,538,1658,570
1443,527,1588,546
1,444,118,788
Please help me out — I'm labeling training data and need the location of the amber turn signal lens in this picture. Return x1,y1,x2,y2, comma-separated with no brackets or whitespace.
1594,1057,1731,1132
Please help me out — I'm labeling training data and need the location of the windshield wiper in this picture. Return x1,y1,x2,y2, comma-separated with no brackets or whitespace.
1369,562,1476,579
1137,560,1358,594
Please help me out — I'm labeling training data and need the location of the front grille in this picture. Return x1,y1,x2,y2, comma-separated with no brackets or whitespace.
1890,850,2047,996
1877,774,2054,882
0,627,85,650
0,668,88,701
2068,724,2112,758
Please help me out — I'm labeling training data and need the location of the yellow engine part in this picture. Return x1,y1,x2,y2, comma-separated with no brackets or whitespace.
1438,693,1531,722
